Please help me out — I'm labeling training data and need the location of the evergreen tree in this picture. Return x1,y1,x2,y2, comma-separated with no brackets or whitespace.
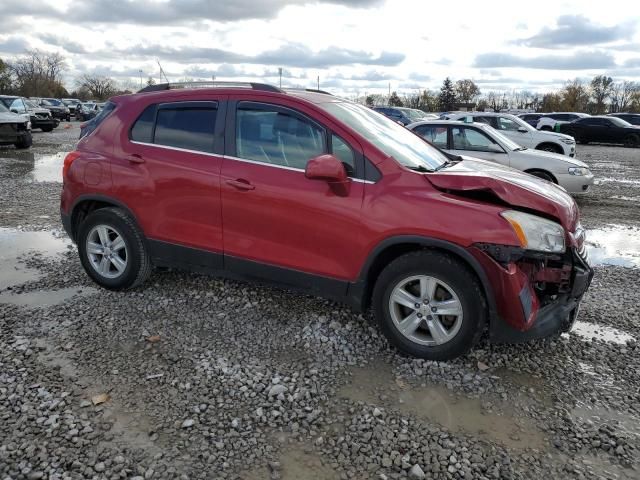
438,77,457,111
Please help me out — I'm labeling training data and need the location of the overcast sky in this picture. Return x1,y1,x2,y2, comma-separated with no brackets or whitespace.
1,0,639,96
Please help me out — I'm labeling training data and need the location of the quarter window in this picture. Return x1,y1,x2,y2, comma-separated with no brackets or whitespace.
130,105,156,143
154,106,217,153
236,106,324,169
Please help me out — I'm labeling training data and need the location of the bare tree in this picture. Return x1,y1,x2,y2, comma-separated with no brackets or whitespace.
77,74,117,100
10,49,67,97
560,79,589,112
454,79,480,103
610,81,637,113
590,75,614,114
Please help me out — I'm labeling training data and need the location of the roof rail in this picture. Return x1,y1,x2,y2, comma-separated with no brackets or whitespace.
283,87,333,96
137,81,282,94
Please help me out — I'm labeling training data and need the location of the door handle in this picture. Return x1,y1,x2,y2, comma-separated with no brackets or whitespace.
226,179,255,191
127,154,145,164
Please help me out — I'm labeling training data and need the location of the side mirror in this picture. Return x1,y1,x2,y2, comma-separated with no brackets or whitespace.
518,126,528,133
305,154,350,195
10,109,18,114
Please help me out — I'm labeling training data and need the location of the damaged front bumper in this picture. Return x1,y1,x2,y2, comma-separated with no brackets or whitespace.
470,243,594,343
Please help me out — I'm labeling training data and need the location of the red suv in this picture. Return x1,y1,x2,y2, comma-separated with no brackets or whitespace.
61,82,593,360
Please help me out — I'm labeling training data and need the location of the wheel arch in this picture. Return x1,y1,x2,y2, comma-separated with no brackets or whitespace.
534,141,563,154
351,236,497,318
69,194,141,243
524,168,558,184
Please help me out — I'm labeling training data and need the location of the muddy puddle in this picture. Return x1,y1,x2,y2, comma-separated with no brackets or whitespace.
0,228,71,290
595,177,640,186
572,404,640,439
0,151,68,182
570,321,635,345
339,362,547,450
243,444,338,480
585,224,640,268
0,286,97,308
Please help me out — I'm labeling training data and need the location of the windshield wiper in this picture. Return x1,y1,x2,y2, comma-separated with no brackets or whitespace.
434,160,453,171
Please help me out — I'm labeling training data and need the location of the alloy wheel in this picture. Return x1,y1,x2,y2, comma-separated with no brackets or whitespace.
388,275,463,346
86,224,128,279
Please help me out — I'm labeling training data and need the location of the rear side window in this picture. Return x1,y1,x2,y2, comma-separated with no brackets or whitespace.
154,105,217,153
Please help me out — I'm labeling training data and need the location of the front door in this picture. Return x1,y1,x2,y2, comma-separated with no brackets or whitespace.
449,126,510,166
220,100,365,285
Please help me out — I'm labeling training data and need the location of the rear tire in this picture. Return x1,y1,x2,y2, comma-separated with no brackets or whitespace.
624,134,639,148
540,126,552,131
77,207,151,290
41,126,54,133
372,250,486,360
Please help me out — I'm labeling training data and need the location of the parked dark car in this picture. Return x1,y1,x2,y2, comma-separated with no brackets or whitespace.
62,98,82,117
608,113,640,126
372,106,413,125
60,81,593,360
559,115,640,147
24,99,58,132
76,102,102,121
518,113,544,127
0,99,32,149
34,98,71,121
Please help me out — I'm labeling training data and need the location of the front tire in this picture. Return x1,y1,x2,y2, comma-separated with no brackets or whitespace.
535,143,563,154
14,132,32,149
372,250,486,360
526,169,557,183
77,207,151,290
624,134,639,148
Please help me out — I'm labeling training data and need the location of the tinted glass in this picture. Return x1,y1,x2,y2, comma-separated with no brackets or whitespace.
414,125,448,149
236,106,324,169
608,116,632,127
452,127,503,152
130,105,156,143
154,106,217,153
331,134,355,175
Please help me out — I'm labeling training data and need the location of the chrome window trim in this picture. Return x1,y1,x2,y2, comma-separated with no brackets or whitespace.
129,141,374,184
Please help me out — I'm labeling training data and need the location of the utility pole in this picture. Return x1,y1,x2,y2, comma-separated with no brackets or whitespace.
317,75,319,91
278,68,282,88
388,82,391,97
139,70,143,89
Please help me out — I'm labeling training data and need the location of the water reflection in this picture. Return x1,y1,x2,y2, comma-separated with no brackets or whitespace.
585,224,640,268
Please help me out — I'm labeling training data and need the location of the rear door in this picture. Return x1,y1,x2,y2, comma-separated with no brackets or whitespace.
113,97,226,267
220,98,365,286
412,124,449,150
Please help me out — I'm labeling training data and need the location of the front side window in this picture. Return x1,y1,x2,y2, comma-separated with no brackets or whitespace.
452,127,503,153
236,106,324,170
154,105,217,153
414,125,448,149
331,134,355,175
496,116,520,131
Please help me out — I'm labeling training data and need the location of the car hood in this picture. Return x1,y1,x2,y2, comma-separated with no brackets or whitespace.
0,111,27,124
425,157,579,230
513,148,588,168
536,130,574,141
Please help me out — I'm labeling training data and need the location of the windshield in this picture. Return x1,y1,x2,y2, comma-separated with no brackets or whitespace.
318,101,448,171
0,98,12,109
43,99,62,106
404,109,428,121
608,116,632,127
479,124,523,151
25,100,38,108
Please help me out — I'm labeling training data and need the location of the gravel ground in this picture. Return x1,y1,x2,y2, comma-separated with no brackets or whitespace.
1,125,639,480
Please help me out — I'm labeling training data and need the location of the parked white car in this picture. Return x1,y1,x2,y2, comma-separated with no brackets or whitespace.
535,112,590,132
407,120,594,195
442,111,577,157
